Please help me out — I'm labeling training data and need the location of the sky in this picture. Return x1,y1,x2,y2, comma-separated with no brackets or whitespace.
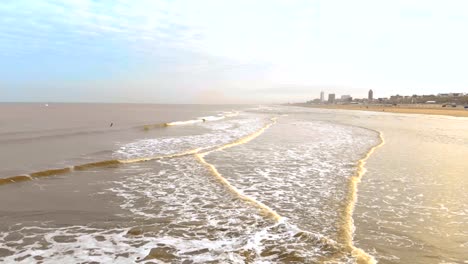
1,0,468,103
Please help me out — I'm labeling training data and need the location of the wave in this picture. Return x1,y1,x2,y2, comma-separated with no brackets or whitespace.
223,111,240,117
1,112,242,142
0,117,272,187
165,115,225,126
0,175,31,185
165,119,203,126
29,167,73,177
73,160,121,171
0,153,197,186
144,112,240,130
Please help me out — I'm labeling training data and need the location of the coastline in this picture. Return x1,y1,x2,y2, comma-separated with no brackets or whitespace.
294,103,468,117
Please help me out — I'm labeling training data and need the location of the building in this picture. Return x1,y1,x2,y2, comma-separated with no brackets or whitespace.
341,95,352,101
328,93,335,103
368,89,373,101
438,93,465,97
320,91,324,102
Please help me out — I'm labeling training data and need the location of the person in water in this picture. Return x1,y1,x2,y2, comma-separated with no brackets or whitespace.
110,123,113,127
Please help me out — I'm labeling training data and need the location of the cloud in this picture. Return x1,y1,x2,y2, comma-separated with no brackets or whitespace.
0,0,202,58
2,0,468,103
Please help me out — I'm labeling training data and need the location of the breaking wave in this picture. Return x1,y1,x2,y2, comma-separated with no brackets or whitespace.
142,111,240,130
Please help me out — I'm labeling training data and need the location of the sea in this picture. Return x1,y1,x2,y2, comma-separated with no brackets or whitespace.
0,103,467,264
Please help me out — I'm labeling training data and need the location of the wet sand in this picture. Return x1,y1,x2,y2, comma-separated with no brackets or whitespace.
295,103,468,117
292,106,468,263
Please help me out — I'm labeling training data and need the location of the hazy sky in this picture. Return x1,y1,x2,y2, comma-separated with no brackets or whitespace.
1,0,468,103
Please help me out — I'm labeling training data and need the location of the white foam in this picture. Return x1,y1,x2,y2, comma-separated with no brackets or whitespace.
1,108,384,263
199,115,225,121
115,117,268,160
166,119,203,126
165,111,240,126
199,119,379,242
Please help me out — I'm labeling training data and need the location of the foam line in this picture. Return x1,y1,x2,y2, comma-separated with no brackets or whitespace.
195,118,283,221
340,131,385,264
202,118,277,155
119,148,204,164
195,154,282,221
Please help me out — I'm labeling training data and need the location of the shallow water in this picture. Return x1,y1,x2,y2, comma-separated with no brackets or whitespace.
0,104,466,263
336,111,468,264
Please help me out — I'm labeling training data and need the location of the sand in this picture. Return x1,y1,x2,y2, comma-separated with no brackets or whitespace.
295,104,468,117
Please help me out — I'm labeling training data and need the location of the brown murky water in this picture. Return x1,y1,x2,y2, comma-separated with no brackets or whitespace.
0,104,466,263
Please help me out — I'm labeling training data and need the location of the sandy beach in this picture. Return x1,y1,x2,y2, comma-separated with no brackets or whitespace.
295,103,468,117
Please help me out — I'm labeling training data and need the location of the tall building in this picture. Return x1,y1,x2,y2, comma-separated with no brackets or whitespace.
328,93,335,103
368,89,373,101
320,91,324,102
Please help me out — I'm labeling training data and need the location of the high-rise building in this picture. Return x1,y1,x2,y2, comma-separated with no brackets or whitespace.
368,89,373,101
320,91,324,102
328,93,335,103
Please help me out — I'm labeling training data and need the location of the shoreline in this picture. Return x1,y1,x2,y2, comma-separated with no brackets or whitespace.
294,103,468,117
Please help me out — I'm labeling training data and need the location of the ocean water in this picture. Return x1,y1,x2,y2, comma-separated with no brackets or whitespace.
0,104,466,263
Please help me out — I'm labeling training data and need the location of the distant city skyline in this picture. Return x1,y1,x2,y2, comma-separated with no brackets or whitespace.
314,89,468,101
1,1,468,103
308,89,467,105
